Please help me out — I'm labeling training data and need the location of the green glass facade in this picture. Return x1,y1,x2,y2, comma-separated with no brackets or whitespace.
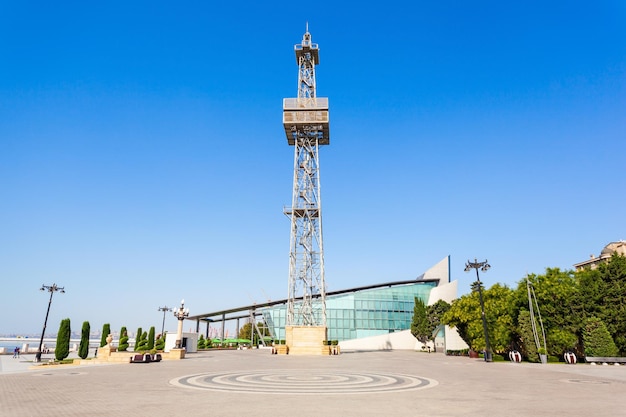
262,281,438,342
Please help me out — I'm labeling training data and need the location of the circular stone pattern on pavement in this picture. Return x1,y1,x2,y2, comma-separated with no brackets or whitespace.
170,369,437,395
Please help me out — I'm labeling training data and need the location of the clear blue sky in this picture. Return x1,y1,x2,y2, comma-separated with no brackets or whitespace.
1,1,624,336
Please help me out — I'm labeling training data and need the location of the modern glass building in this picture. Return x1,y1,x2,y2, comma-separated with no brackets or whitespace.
187,257,455,349
262,280,438,341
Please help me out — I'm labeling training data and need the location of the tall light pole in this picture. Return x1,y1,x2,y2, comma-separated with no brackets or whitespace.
173,299,189,349
158,305,172,336
36,283,65,362
464,259,492,362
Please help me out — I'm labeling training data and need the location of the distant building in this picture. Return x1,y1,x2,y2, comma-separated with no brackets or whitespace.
573,241,626,271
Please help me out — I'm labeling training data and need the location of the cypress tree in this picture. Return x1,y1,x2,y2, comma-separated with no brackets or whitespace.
118,327,129,351
147,326,156,350
55,318,71,361
135,327,142,351
411,297,430,344
78,321,90,359
517,310,539,362
100,323,111,347
583,317,618,357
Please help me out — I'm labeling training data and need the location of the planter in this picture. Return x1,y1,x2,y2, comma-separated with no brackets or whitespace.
564,352,577,364
539,354,547,364
469,350,480,359
273,345,289,355
509,350,522,363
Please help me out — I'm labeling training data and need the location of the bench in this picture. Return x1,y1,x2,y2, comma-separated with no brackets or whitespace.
584,356,626,364
130,354,151,363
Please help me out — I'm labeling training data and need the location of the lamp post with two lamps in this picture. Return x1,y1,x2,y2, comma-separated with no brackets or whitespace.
173,300,189,349
158,305,172,336
36,283,65,362
464,259,493,362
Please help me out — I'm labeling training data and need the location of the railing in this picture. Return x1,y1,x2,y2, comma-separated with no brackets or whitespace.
283,97,328,110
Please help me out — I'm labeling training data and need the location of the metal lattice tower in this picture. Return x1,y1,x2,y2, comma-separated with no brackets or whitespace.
283,26,330,327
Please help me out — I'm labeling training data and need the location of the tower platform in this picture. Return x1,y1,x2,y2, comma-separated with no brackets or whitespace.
283,97,330,145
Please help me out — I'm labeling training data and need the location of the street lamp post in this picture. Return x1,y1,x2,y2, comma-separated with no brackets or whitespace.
36,283,65,362
158,305,172,336
464,259,492,362
173,299,189,349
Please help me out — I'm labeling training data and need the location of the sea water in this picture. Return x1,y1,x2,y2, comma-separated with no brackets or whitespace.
0,338,100,353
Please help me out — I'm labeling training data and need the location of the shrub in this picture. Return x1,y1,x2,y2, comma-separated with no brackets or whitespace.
134,328,142,351
118,327,129,351
517,310,540,362
155,333,165,351
147,327,155,350
583,317,618,357
55,318,71,361
136,331,148,351
445,349,469,356
547,328,578,357
78,321,90,359
100,323,111,347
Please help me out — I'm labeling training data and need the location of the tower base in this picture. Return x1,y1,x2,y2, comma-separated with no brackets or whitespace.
285,325,328,355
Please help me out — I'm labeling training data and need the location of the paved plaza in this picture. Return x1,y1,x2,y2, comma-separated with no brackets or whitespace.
1,349,626,416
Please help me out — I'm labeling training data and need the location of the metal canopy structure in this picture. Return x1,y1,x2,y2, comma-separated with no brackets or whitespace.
282,26,330,327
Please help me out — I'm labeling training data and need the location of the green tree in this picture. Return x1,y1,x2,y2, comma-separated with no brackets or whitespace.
238,322,270,345
442,291,480,350
547,328,578,357
155,333,166,351
443,283,514,354
511,270,580,357
427,299,451,332
118,327,129,351
486,284,515,353
238,323,252,340
410,297,430,344
100,323,111,347
198,334,206,349
55,318,71,361
577,254,626,354
136,331,148,351
583,317,618,357
78,321,90,359
134,327,142,351
426,300,450,352
517,309,539,362
147,326,156,350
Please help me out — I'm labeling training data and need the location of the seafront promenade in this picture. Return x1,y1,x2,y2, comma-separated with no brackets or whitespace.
1,349,626,416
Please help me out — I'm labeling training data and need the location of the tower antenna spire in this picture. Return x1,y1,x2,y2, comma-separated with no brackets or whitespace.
282,28,330,331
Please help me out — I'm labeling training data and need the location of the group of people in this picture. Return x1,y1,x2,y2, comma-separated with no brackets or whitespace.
11,345,50,358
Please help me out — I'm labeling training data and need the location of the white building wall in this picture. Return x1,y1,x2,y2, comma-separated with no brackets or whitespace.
425,280,470,352
444,326,469,351
164,332,198,353
427,280,458,305
423,256,450,284
339,329,419,351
